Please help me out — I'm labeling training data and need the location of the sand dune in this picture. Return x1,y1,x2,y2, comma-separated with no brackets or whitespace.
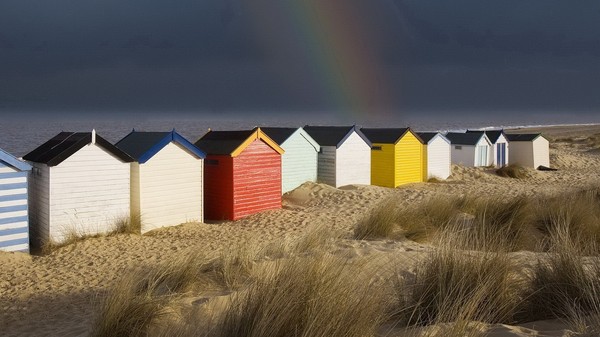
2,124,600,336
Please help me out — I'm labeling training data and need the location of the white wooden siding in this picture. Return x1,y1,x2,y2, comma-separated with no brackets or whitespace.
508,142,534,168
317,146,336,186
280,131,319,193
48,144,130,243
533,137,550,168
509,137,549,168
137,142,203,233
0,163,29,252
335,131,371,187
427,135,451,179
451,145,476,167
28,163,50,248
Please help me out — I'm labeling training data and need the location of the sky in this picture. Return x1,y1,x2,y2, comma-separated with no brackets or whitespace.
1,0,600,123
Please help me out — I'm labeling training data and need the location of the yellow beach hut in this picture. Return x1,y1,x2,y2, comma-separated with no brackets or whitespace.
360,128,425,187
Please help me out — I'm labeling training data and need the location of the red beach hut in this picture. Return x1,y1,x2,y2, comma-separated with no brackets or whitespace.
195,128,284,220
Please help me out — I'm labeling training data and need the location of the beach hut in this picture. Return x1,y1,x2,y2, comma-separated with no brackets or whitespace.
505,133,550,169
417,132,451,180
303,126,371,188
23,130,133,246
115,130,205,233
360,128,425,187
195,128,283,221
0,148,32,252
261,127,320,194
445,132,493,167
467,130,509,167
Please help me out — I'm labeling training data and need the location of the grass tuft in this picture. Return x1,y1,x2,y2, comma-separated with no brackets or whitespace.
114,213,143,234
496,164,528,179
354,198,400,240
212,253,386,337
91,253,208,337
393,232,521,328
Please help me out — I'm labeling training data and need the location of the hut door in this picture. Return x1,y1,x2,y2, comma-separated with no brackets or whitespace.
476,145,488,166
497,143,506,166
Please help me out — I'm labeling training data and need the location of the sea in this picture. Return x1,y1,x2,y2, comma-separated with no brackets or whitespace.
1,111,599,157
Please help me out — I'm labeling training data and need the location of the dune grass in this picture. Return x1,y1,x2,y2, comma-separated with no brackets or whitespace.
92,185,600,337
354,198,401,240
393,230,521,330
91,253,209,337
93,228,387,337
39,214,144,254
210,253,386,337
532,188,600,252
496,164,528,179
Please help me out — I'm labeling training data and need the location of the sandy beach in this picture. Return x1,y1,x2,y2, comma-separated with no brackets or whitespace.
2,124,600,336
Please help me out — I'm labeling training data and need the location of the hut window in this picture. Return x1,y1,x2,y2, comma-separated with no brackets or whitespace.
33,167,41,176
455,146,462,150
372,146,382,151
206,159,219,166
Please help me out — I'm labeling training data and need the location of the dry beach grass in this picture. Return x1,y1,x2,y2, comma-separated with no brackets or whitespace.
3,124,600,336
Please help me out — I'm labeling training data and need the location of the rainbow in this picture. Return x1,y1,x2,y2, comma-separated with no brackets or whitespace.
242,1,392,120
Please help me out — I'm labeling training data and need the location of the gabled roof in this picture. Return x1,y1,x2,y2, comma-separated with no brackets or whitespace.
466,130,505,143
303,125,371,148
0,148,31,171
505,133,543,142
23,130,133,166
417,132,450,144
261,127,320,151
260,127,297,144
115,130,205,163
195,128,284,157
361,128,422,144
445,132,490,146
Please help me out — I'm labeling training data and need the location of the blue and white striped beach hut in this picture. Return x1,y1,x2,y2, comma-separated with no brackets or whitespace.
0,148,32,253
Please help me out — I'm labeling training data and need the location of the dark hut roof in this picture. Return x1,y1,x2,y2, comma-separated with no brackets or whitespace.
303,126,371,147
505,133,542,142
260,127,298,145
466,130,505,143
416,132,440,143
194,130,255,155
23,131,133,166
360,128,413,144
115,130,205,163
445,132,487,146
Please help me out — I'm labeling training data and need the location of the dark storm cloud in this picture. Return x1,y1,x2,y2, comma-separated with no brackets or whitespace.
1,0,600,115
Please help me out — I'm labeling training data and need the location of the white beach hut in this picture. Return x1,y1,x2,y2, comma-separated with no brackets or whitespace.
23,130,133,246
417,132,451,180
505,133,550,169
115,130,205,232
467,130,509,167
0,148,32,252
445,132,493,167
261,127,320,194
303,126,371,187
